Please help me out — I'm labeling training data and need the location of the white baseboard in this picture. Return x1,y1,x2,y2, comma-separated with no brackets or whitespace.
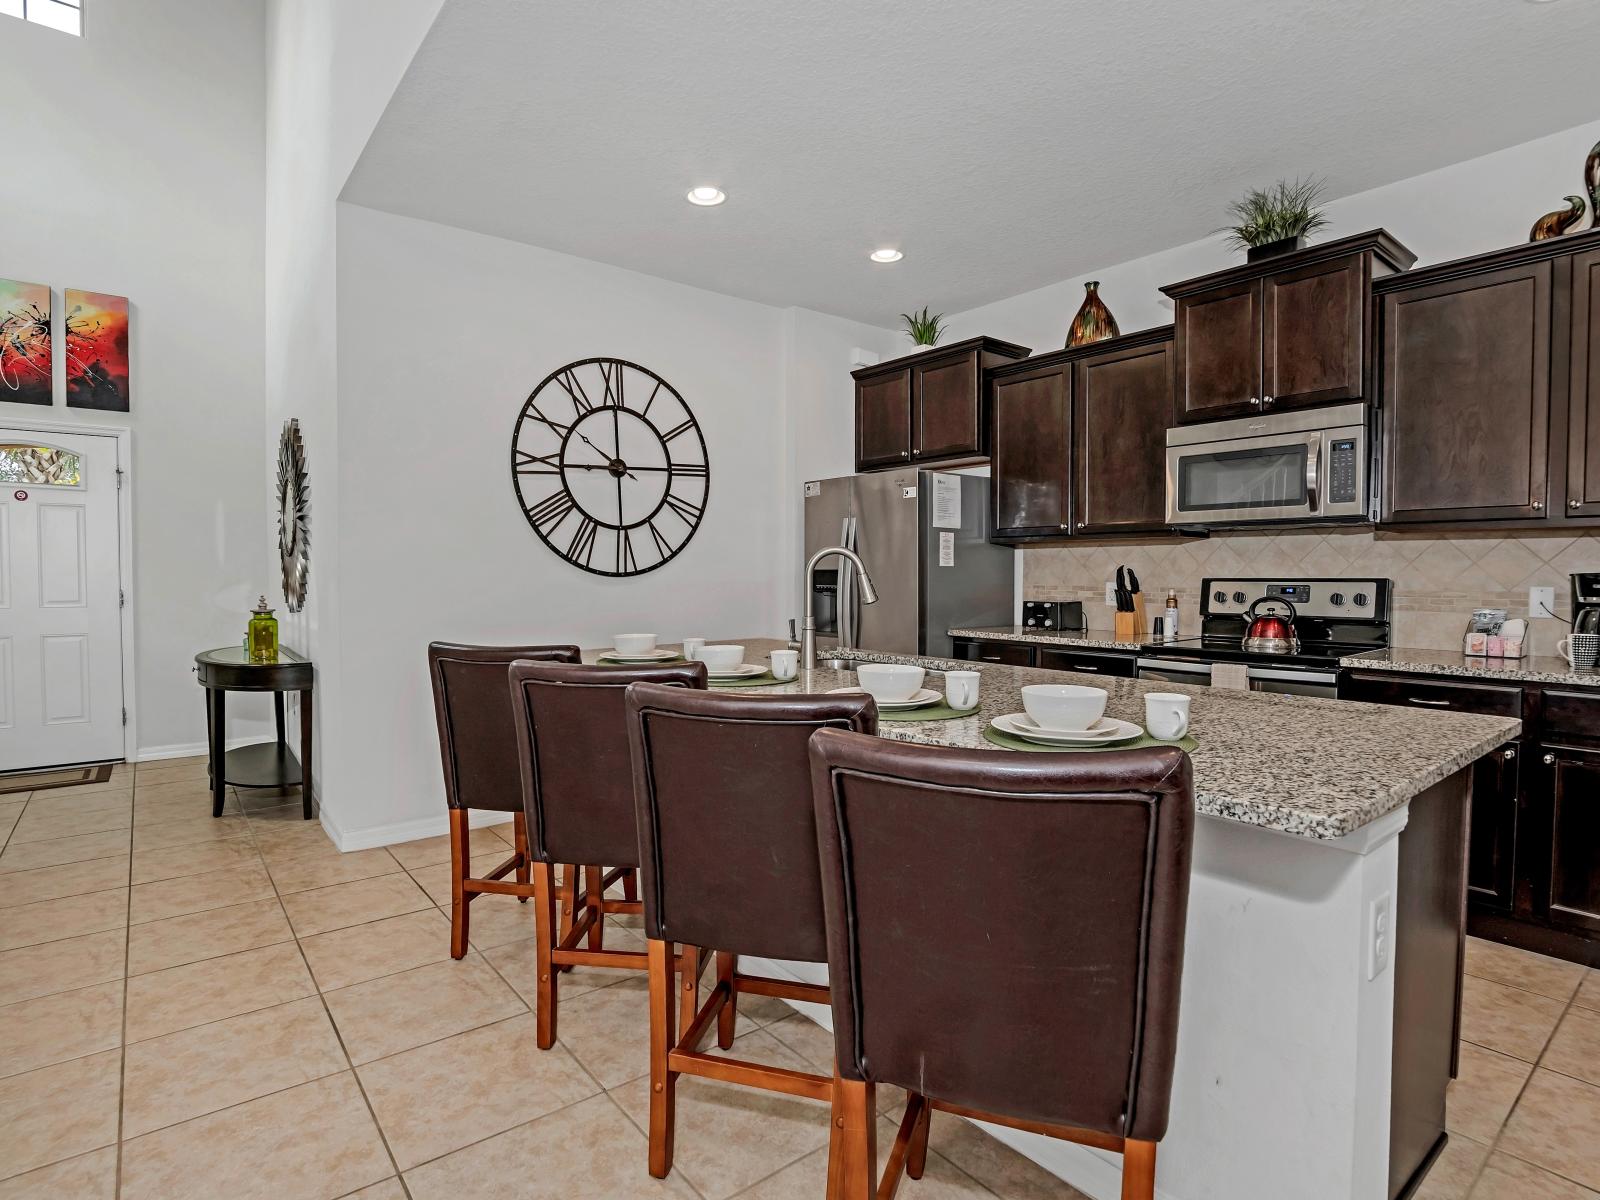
136,736,273,762
324,806,513,853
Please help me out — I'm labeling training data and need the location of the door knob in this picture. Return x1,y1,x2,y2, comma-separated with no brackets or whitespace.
1503,748,1516,760
1543,753,1556,766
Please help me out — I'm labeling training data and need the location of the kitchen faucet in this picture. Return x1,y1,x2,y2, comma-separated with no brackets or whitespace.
800,546,878,670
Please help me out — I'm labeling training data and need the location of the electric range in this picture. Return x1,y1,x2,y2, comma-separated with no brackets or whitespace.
1135,577,1392,697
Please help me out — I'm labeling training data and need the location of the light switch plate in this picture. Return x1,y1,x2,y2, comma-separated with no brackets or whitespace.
1529,586,1556,619
1106,581,1118,607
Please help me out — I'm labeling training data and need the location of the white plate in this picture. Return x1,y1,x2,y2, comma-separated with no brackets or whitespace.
991,713,1144,746
598,648,680,662
827,686,942,710
1010,713,1122,740
706,663,768,679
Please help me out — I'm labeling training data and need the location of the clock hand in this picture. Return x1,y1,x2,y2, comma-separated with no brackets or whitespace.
575,429,637,480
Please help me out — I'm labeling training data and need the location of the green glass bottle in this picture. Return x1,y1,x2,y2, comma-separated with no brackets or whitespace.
247,595,279,664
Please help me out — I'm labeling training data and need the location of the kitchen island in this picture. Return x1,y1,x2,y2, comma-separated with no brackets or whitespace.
677,641,1518,1200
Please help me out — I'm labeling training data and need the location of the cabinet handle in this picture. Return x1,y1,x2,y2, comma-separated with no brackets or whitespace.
1262,395,1275,409
1408,697,1451,706
1248,396,1262,408
1073,665,1101,672
1076,521,1085,530
902,451,911,459
1570,499,1582,510
1532,500,1544,511
1503,748,1516,760
1543,753,1556,766
980,655,1002,663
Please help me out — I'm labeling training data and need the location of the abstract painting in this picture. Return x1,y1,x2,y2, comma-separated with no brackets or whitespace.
65,288,129,411
0,279,53,406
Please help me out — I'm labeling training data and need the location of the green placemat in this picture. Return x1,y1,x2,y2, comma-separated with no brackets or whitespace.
880,701,979,722
982,726,1197,754
710,672,780,688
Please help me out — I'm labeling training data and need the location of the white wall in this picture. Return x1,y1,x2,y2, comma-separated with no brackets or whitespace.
0,0,271,756
329,203,807,844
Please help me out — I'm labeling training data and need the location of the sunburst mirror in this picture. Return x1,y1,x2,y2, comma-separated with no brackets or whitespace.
277,418,310,612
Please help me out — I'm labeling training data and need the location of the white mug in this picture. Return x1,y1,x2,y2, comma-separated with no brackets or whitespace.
944,670,981,711
681,638,705,661
770,649,799,681
1557,633,1600,670
1144,692,1191,741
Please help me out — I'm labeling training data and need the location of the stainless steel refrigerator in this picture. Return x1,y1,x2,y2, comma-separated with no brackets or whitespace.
802,470,1014,658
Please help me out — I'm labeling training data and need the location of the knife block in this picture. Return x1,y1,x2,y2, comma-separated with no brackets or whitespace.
1114,594,1147,643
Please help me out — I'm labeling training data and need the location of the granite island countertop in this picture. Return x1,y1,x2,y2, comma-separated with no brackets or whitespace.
1340,647,1600,689
948,625,1145,652
585,639,1521,842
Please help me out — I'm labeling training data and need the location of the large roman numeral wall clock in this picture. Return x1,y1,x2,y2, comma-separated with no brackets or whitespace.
512,358,709,576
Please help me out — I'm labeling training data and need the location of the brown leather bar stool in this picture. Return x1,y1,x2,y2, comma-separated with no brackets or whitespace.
509,659,708,1050
625,683,877,1179
427,641,580,959
808,731,1194,1200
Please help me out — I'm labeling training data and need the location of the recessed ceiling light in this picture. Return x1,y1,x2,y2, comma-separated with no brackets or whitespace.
870,248,904,263
686,186,726,206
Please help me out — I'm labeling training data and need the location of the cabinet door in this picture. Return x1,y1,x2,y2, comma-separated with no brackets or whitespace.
1036,648,1137,677
1381,261,1552,523
856,369,912,469
991,366,1070,538
914,352,981,460
1539,745,1600,935
1262,253,1365,410
963,641,1034,666
1074,338,1172,534
1568,247,1600,517
1173,279,1261,423
1468,744,1520,912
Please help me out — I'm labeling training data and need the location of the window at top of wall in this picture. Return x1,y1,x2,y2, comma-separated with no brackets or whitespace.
0,445,83,487
1,0,82,37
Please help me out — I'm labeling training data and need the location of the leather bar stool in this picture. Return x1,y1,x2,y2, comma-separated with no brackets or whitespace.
625,683,877,1180
808,731,1194,1200
509,659,708,1050
427,641,580,959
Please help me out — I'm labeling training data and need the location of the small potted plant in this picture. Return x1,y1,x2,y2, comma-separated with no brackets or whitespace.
1220,177,1329,262
899,306,945,354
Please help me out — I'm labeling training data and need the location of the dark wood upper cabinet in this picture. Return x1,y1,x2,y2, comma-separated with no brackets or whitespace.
990,362,1070,539
1164,230,1414,426
1379,258,1553,524
855,370,911,469
1568,246,1600,517
852,336,1029,472
1073,331,1174,534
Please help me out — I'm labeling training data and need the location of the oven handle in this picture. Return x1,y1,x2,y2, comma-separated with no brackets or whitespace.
1246,666,1338,685
1135,658,1213,676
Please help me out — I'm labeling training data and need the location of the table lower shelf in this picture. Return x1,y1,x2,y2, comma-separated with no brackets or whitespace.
219,741,302,789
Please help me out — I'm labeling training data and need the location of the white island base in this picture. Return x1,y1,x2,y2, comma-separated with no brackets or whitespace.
748,772,1467,1200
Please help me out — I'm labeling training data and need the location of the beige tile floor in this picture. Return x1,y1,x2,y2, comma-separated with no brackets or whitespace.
1,756,1597,1199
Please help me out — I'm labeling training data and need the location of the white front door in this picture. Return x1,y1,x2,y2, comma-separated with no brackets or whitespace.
0,430,125,770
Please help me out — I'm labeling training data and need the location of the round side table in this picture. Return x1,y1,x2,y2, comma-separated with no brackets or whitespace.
194,646,314,819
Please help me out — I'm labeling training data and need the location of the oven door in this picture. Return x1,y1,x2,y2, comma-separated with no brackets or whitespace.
1246,665,1338,699
1135,658,1214,687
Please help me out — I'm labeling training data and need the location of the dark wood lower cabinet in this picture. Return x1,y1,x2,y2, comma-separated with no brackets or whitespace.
1541,744,1600,937
1467,745,1519,912
950,638,1035,666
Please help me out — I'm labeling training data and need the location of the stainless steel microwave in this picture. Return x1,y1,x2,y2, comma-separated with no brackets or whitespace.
1165,402,1370,527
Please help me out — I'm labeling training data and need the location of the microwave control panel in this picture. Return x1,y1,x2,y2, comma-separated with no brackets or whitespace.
1328,439,1359,504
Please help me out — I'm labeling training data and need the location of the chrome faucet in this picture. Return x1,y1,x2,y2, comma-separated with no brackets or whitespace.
800,546,878,670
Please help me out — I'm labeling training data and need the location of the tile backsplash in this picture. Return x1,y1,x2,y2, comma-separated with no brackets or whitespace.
1024,528,1600,655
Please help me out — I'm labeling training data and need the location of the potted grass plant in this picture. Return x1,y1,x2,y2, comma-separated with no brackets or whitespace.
899,306,946,354
1221,177,1330,262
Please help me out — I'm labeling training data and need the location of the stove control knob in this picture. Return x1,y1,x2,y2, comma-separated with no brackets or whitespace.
1353,592,1370,608
1213,590,1226,604
1329,591,1345,606
1232,591,1246,604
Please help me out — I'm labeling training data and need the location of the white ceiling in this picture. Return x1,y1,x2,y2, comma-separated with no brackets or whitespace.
342,0,1600,327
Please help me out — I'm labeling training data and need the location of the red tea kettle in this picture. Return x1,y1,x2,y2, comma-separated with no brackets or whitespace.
1242,597,1300,654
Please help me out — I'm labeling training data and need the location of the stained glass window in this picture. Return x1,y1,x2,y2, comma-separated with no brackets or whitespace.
0,444,82,486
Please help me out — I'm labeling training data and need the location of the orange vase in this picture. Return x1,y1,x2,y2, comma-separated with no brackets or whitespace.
1065,281,1120,348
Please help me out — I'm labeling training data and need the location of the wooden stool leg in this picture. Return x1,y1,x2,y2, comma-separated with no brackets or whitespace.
557,865,577,972
827,1070,876,1200
532,861,558,1049
906,1099,932,1180
1121,1139,1157,1200
715,951,738,1049
623,867,638,902
585,864,605,950
648,938,678,1178
679,945,701,1040
448,808,471,959
512,812,531,902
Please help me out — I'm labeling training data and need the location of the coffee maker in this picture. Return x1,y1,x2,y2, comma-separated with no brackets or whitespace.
1574,573,1600,636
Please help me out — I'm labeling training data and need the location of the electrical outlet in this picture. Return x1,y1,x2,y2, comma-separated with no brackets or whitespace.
1106,581,1118,607
1367,892,1392,981
1529,586,1556,619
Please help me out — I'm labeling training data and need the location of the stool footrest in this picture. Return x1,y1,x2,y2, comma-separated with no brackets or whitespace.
734,976,829,1005
668,1048,833,1102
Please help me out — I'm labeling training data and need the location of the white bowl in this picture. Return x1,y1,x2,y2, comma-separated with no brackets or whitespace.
697,644,745,672
855,663,926,704
613,633,658,655
1021,684,1107,732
